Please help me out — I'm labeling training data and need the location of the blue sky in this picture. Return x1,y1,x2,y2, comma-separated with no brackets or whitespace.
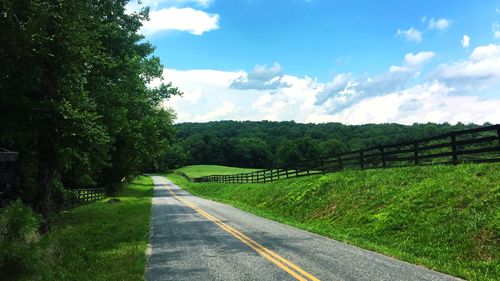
127,0,500,124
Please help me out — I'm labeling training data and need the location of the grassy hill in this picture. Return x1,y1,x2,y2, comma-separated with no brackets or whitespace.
166,163,500,281
176,165,261,177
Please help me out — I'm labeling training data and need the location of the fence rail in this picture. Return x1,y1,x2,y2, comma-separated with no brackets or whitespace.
178,124,500,184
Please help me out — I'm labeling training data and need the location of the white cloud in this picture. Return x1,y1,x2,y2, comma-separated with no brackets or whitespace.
165,67,500,125
163,44,500,125
461,35,471,48
140,7,219,35
193,101,238,122
230,63,291,90
389,65,412,73
404,51,435,66
434,44,500,83
493,22,500,39
126,0,213,12
396,28,423,43
307,82,500,125
428,18,451,31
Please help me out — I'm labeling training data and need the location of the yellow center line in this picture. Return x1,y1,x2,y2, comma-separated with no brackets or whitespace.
163,183,320,281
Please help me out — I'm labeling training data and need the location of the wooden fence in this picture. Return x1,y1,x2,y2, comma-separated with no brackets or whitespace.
65,188,105,208
193,169,322,184
182,124,500,184
297,124,500,172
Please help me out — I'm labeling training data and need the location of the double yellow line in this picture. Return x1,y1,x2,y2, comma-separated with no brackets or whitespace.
164,183,320,281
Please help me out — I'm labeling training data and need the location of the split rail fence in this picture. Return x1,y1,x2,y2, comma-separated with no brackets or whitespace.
64,188,105,208
178,124,500,184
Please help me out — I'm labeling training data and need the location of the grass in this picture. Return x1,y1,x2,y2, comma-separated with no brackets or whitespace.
176,164,261,177
166,163,500,281
44,176,153,281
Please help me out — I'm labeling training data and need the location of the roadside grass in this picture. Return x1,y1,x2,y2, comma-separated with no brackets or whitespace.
166,163,500,281
45,176,153,281
176,165,261,178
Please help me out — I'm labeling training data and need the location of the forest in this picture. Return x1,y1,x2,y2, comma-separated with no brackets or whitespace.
165,121,486,169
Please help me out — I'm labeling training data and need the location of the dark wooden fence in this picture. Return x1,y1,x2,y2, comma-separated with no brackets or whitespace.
64,188,105,208
297,124,500,172
182,124,500,184
193,169,322,184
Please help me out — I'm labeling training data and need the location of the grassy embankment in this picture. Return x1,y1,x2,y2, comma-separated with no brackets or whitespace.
176,165,260,177
45,176,153,281
167,164,500,281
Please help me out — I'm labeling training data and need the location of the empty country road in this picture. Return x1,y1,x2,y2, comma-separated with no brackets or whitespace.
146,176,462,281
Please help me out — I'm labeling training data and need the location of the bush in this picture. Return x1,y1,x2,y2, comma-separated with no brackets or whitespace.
0,200,48,280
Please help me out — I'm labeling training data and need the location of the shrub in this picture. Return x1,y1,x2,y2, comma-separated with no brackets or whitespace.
0,200,48,280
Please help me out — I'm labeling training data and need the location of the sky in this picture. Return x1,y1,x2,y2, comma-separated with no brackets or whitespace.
127,0,500,125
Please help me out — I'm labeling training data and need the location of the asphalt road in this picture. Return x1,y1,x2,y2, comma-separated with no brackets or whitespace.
146,176,462,281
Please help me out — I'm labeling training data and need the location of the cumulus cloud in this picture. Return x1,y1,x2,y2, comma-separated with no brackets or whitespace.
427,18,451,31
493,22,500,39
404,51,435,66
461,35,471,48
306,82,500,125
396,28,423,43
140,7,219,35
433,44,500,84
229,63,292,90
313,51,435,113
163,44,500,125
126,0,213,12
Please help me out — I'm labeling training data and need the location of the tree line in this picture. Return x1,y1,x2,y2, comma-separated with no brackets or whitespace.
0,0,179,228
165,121,485,169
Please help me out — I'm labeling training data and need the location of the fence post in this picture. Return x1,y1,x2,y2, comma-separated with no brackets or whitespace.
337,155,343,170
286,169,289,178
380,147,386,168
319,158,325,173
450,131,458,164
360,151,364,169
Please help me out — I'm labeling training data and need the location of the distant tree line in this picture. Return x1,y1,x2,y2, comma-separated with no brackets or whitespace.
0,0,180,227
165,121,485,169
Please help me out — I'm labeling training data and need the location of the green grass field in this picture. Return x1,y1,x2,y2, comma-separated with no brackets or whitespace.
166,163,500,281
45,176,153,281
176,165,261,177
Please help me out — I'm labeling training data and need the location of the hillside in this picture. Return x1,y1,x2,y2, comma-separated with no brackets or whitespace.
176,165,260,177
167,163,500,281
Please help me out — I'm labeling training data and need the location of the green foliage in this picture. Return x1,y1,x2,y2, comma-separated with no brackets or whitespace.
45,176,153,281
0,0,179,219
0,200,48,280
168,163,500,281
173,121,481,168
